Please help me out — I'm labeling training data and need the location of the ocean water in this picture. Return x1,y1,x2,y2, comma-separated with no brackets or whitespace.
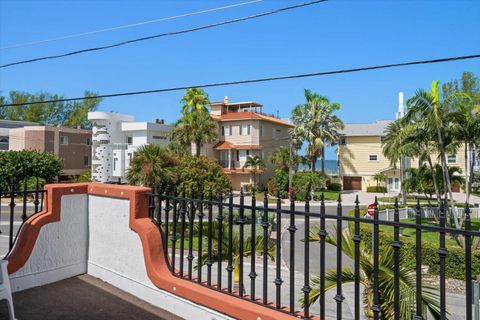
297,159,338,175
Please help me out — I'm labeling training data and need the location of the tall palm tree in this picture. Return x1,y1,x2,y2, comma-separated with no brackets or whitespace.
180,88,210,115
171,106,218,157
268,146,297,172
126,144,178,188
451,101,480,203
243,155,265,186
290,89,344,174
303,228,442,319
405,81,467,221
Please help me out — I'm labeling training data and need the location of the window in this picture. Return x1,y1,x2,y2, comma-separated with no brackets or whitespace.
127,137,133,145
240,124,250,135
340,137,346,145
84,156,90,166
113,158,117,171
260,125,264,137
152,135,166,140
86,138,92,145
447,154,457,164
60,136,69,145
222,126,231,136
369,154,378,161
272,128,281,138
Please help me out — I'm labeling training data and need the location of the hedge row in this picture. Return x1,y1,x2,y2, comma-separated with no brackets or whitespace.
352,208,480,280
366,185,387,193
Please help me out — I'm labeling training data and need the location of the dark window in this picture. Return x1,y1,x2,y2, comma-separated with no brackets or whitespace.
86,138,92,145
60,136,69,145
340,137,346,145
127,137,133,145
84,156,90,166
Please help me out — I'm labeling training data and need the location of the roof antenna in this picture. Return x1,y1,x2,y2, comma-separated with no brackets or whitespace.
276,109,279,118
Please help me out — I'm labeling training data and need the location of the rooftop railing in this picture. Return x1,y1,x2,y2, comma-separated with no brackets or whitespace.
1,177,46,256
148,188,478,320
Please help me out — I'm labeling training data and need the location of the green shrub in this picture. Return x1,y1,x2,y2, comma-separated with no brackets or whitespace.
292,172,325,201
327,182,342,191
366,186,387,193
351,208,480,280
0,150,63,189
267,169,289,198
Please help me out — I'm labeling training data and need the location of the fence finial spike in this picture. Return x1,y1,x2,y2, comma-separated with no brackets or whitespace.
354,194,359,205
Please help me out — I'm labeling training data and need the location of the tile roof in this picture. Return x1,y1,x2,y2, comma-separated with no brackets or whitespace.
211,111,293,127
340,120,393,136
213,141,262,150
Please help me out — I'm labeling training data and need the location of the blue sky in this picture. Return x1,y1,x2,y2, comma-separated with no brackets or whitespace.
1,0,479,159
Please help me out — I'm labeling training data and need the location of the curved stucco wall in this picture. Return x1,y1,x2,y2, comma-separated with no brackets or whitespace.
9,194,88,292
87,195,233,320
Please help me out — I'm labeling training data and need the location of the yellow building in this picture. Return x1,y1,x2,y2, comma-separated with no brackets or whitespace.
339,92,468,192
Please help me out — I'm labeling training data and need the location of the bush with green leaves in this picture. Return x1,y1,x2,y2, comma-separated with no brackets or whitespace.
176,155,231,196
366,185,387,193
267,169,289,198
0,150,63,189
292,171,325,201
327,182,342,191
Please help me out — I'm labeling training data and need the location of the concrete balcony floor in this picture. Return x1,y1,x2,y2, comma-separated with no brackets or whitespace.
0,275,183,320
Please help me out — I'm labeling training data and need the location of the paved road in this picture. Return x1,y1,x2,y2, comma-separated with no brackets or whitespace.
280,205,355,275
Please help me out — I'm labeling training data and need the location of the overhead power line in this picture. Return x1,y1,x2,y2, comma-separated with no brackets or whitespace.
0,0,263,51
0,0,327,69
1,53,478,108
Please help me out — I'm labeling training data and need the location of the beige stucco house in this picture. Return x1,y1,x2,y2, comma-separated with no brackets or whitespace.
196,97,293,190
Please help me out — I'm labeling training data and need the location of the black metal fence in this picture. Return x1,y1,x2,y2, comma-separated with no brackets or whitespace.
148,188,478,320
0,177,46,255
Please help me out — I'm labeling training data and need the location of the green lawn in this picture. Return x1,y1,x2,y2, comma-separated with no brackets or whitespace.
314,190,340,201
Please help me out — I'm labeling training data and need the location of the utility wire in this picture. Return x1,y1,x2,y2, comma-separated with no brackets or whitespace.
1,53,479,107
0,0,263,51
0,0,327,69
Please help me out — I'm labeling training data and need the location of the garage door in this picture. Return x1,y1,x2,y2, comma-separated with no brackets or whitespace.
343,177,362,190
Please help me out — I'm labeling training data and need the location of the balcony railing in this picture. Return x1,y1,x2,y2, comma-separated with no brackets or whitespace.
147,188,478,320
218,160,235,169
1,177,46,256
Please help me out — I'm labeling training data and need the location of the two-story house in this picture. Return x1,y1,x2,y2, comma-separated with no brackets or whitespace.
9,125,92,179
339,92,469,192
198,97,292,190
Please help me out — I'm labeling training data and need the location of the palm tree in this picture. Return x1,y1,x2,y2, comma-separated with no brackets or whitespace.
303,228,442,319
451,101,480,203
180,88,210,115
243,155,265,186
405,81,466,214
126,144,178,188
171,107,218,157
268,146,297,172
290,89,344,174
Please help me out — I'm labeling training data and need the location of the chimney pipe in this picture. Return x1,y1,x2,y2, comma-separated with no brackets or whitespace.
224,96,229,104
396,91,405,119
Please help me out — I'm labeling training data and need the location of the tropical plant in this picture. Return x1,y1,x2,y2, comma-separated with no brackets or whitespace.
243,155,265,187
196,222,275,286
373,173,387,187
171,107,217,157
290,89,344,174
303,228,442,319
177,155,231,196
126,144,178,188
180,87,210,115
268,146,297,172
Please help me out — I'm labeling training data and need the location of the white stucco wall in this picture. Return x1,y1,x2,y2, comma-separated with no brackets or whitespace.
10,194,88,292
87,195,233,320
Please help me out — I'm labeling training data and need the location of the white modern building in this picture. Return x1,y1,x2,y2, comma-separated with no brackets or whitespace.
88,112,172,183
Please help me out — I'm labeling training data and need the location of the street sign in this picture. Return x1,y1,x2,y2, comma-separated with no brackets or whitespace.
367,204,376,217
